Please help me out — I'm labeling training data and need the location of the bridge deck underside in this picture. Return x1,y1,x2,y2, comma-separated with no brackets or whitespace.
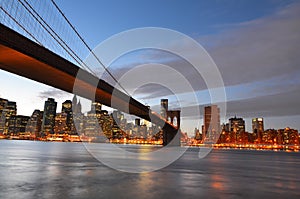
0,24,178,141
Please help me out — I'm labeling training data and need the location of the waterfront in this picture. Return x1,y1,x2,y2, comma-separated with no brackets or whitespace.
0,140,299,198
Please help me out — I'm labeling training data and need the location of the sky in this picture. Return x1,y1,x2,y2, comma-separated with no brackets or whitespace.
1,0,300,134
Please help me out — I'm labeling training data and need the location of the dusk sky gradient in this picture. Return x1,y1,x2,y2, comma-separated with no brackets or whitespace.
0,0,299,134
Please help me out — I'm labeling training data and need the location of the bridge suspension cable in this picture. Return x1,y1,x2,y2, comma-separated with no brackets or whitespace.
16,0,91,72
1,0,130,96
0,6,41,45
50,0,130,96
1,0,89,71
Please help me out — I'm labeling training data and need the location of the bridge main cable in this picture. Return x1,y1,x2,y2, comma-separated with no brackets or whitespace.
51,0,131,97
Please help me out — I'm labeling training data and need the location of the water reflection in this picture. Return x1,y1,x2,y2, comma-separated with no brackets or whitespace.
0,140,300,198
211,174,226,191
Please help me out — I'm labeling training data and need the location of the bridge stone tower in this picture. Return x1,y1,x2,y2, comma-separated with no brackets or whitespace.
160,99,181,146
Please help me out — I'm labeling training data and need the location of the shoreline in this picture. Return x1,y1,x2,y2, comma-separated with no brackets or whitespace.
1,138,299,152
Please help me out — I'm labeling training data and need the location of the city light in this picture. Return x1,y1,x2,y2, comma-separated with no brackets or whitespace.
0,96,299,152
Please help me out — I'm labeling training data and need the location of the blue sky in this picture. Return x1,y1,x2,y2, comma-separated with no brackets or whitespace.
57,0,296,46
1,0,300,134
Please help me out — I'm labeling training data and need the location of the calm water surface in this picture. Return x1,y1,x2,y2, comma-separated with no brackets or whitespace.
0,140,299,199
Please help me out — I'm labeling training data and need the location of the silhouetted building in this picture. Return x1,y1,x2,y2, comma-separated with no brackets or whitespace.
42,98,57,134
26,109,43,137
160,99,168,119
221,123,229,132
280,127,299,145
91,102,102,113
135,118,141,126
252,118,264,133
54,113,68,134
8,115,30,135
252,118,264,142
229,116,245,134
71,95,85,134
85,107,102,137
194,127,201,140
0,98,17,134
112,110,122,125
62,100,73,132
62,100,72,113
72,95,82,114
99,110,113,139
203,105,220,141
0,98,9,133
140,124,147,138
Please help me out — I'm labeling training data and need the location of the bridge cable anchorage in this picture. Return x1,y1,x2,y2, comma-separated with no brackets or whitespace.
17,0,91,72
51,0,131,97
0,6,41,45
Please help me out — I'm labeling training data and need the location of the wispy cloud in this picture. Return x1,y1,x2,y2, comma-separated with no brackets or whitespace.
98,2,300,119
203,2,300,87
38,88,72,100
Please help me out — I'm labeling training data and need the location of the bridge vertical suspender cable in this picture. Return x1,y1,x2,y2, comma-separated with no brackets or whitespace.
20,0,93,74
0,6,41,45
50,0,131,97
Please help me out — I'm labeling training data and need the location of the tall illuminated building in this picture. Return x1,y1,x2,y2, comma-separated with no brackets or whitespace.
62,100,73,132
229,116,245,133
252,118,264,142
0,98,16,134
62,100,72,114
203,105,220,141
71,95,84,134
0,98,9,133
252,118,264,133
84,102,103,137
54,113,68,134
8,115,30,135
160,99,168,119
91,102,102,113
42,98,57,134
26,109,43,137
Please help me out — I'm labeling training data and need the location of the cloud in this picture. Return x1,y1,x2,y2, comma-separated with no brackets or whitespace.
102,2,300,98
38,88,72,100
79,2,300,124
174,85,300,121
203,2,300,87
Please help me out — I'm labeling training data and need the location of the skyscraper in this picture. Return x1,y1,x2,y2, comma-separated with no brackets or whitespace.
252,118,264,133
252,118,264,142
62,100,72,114
26,109,43,137
84,102,103,137
72,95,82,114
91,102,102,113
135,118,141,126
229,116,245,133
62,100,73,132
54,113,68,134
42,98,57,134
0,98,9,133
203,105,220,141
160,99,168,119
8,115,30,135
71,95,84,134
0,98,17,134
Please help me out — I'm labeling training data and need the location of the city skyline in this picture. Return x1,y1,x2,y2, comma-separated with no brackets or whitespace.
1,1,300,198
0,0,300,133
0,94,298,136
1,94,299,150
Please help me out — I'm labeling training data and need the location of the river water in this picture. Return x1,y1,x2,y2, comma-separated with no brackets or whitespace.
0,140,299,199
